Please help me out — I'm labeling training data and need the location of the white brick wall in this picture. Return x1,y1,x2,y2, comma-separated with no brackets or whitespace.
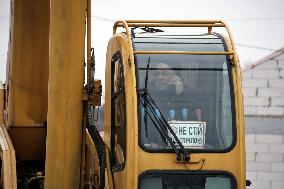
279,60,284,68
244,52,284,189
248,180,270,189
247,162,270,171
272,182,284,189
270,144,284,153
252,69,280,79
242,79,268,88
242,56,284,116
276,54,284,61
246,134,284,189
257,172,284,181
271,97,284,106
255,153,283,163
244,106,257,115
280,70,284,78
269,79,284,88
256,107,284,116
243,88,257,97
271,163,284,172
255,135,283,144
244,97,269,106
258,88,284,97
246,134,256,143
255,60,278,69
243,70,252,78
247,143,269,152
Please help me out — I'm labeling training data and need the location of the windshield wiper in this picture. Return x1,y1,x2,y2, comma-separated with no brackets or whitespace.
138,58,190,162
143,57,151,137
143,94,190,161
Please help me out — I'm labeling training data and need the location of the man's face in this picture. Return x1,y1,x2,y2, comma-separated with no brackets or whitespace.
154,63,175,90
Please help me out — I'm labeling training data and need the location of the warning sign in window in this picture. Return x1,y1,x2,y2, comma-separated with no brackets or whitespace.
168,121,206,148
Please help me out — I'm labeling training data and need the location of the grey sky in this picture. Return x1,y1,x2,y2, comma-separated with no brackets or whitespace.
91,0,284,90
1,0,284,83
0,0,10,82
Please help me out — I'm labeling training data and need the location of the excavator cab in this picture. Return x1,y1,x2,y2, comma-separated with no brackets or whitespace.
104,21,245,189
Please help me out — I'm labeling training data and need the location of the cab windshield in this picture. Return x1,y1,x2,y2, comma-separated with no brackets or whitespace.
134,34,235,152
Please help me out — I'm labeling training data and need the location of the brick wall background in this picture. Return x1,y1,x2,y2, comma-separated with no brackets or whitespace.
243,49,284,189
242,54,284,116
246,134,284,189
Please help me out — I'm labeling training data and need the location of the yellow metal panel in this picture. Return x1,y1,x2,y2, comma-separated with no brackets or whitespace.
0,124,17,189
44,0,86,188
7,0,49,126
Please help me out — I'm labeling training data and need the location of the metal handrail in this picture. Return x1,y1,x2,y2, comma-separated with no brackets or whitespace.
117,20,225,24
133,51,234,55
112,20,238,64
114,23,225,28
113,20,135,64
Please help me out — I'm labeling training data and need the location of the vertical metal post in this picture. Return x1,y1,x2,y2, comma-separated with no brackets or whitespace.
87,0,92,92
80,1,91,188
45,0,86,188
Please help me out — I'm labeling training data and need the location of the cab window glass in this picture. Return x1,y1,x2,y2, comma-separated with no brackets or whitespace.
139,172,236,189
134,35,235,152
111,52,126,170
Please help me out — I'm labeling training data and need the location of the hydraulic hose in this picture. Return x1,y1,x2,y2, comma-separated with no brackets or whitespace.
86,105,106,189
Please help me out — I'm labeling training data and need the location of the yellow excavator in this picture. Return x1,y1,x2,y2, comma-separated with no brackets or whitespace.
0,0,247,188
